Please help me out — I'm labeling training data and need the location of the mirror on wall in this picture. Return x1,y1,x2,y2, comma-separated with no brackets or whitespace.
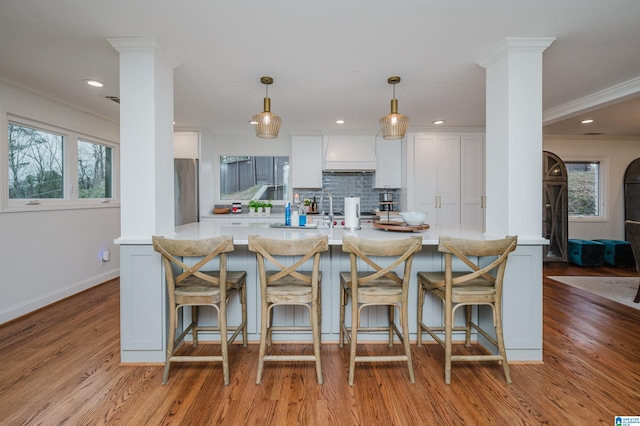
219,155,289,202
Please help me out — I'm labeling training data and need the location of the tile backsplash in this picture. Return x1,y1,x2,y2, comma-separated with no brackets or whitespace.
294,172,398,213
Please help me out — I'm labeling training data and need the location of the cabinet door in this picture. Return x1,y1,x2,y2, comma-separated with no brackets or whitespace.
460,135,485,229
412,135,438,221
375,138,401,188
292,136,323,188
435,135,461,227
174,131,199,159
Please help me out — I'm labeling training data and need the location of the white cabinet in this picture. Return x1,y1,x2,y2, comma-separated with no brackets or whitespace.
411,134,460,226
408,133,484,228
174,131,199,159
292,136,323,188
460,135,485,230
374,138,402,188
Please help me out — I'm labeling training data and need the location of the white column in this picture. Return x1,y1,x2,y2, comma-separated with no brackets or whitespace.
477,37,555,239
107,37,180,240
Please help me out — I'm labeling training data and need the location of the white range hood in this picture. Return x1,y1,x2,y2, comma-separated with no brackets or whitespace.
323,135,377,171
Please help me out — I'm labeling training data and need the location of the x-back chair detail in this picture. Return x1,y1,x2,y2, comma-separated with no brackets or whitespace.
417,235,517,384
152,235,247,385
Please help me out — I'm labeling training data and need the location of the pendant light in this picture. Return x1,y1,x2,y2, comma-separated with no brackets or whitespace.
379,76,409,140
251,76,281,139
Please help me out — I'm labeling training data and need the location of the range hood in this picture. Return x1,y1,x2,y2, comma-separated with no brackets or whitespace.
323,135,377,171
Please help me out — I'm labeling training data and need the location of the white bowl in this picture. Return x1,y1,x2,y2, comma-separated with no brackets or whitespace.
400,211,427,226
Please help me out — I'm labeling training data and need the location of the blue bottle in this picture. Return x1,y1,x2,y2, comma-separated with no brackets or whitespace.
285,202,291,226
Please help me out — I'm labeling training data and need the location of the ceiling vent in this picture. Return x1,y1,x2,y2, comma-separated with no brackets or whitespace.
105,96,120,104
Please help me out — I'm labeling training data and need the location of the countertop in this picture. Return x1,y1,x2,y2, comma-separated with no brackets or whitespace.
115,221,548,246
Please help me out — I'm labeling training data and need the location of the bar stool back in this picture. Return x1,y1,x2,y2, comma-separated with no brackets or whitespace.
340,236,422,386
248,235,329,384
417,235,517,384
152,235,247,385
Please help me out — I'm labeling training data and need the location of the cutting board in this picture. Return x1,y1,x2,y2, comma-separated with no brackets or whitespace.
373,220,430,232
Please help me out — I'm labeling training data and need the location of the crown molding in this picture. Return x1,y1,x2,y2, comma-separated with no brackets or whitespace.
543,75,640,124
477,37,556,69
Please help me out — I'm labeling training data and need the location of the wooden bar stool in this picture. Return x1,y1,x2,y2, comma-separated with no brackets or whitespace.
248,235,328,384
417,235,517,384
152,235,248,385
340,236,422,386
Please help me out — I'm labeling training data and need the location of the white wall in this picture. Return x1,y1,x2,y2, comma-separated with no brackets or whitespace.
544,135,640,241
0,79,120,324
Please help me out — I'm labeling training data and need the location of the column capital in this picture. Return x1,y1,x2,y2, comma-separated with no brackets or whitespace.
107,36,180,68
477,37,556,69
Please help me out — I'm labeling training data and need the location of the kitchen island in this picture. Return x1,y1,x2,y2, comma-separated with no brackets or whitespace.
117,221,545,364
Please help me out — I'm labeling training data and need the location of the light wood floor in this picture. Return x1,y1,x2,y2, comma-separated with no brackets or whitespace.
1,265,639,425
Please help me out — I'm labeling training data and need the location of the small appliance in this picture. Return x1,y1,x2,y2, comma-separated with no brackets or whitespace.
344,196,361,230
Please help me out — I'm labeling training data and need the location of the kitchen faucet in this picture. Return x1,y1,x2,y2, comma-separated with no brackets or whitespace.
320,188,334,228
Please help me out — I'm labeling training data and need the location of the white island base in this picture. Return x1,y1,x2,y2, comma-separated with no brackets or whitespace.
116,222,545,364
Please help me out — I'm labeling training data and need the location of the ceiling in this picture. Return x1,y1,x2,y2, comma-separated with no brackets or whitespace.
1,0,640,139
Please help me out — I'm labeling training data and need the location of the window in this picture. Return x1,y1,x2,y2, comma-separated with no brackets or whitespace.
4,116,118,212
566,160,605,219
78,140,112,199
219,155,289,202
8,122,64,199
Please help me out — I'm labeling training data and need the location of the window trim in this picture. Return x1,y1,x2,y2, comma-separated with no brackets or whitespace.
2,114,120,213
564,155,608,223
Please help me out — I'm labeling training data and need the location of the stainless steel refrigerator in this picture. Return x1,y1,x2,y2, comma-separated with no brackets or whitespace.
174,158,199,226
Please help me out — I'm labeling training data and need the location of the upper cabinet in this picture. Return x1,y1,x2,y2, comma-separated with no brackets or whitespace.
174,131,199,159
407,133,485,228
292,136,323,188
374,137,402,188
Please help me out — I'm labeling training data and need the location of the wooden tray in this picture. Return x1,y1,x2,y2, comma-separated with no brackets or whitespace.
373,220,430,232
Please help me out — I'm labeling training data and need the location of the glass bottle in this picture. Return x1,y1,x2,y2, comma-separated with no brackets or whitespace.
285,201,291,226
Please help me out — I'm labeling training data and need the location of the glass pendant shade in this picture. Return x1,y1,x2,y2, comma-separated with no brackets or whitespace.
379,77,409,140
252,77,281,139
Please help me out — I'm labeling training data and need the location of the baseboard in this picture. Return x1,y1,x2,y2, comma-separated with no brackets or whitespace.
0,269,120,325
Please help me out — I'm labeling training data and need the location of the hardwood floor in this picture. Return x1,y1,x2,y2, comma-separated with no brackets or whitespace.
1,266,639,425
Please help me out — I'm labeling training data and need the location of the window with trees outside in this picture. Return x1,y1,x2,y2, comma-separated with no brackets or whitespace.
5,116,118,212
566,160,604,219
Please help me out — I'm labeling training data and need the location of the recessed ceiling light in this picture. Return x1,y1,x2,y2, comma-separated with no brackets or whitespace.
433,120,444,125
336,120,345,124
581,119,594,124
85,79,104,88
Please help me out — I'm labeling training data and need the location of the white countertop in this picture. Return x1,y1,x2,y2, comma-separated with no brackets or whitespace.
115,221,548,246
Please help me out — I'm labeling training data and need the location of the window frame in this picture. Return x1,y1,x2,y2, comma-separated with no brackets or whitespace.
564,155,608,223
2,114,119,213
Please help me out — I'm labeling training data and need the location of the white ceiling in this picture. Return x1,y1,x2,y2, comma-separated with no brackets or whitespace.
1,0,640,138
